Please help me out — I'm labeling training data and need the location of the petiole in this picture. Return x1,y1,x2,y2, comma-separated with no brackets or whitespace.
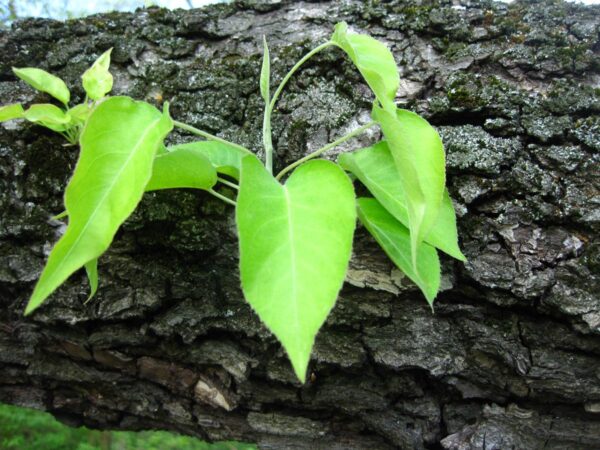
275,121,377,180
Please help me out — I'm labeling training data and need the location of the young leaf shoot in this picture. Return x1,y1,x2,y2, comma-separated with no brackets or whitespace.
25,97,173,314
5,24,464,382
82,48,114,100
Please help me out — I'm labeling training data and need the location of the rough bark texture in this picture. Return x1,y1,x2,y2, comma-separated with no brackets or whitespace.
1,0,599,448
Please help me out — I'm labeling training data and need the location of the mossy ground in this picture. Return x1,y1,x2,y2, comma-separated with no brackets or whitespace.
0,403,254,450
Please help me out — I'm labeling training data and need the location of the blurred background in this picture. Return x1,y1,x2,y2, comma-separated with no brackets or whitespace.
0,0,598,26
0,0,229,26
0,403,253,450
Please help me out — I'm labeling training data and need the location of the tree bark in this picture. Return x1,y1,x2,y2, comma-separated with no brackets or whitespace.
1,0,599,448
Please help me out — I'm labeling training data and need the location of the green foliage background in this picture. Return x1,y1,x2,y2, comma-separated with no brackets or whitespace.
0,403,254,450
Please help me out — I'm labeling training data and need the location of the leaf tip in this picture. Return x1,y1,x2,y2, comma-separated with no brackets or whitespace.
83,291,97,305
290,358,308,384
23,297,39,316
456,250,468,263
285,339,314,385
334,21,348,32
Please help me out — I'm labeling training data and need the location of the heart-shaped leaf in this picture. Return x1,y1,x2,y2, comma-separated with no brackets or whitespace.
0,103,24,122
25,96,173,314
168,141,247,180
339,141,465,261
82,48,113,100
357,197,440,305
371,106,446,270
146,146,217,191
331,22,399,112
13,67,70,105
236,155,356,382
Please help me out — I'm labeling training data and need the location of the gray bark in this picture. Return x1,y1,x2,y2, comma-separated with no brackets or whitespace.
1,0,599,448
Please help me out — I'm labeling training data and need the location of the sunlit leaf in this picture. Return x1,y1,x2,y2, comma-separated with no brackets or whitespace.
168,141,247,180
0,103,24,122
69,103,93,124
331,22,399,112
371,106,446,269
236,155,356,382
260,36,270,103
25,96,173,314
13,67,70,105
156,144,169,155
357,197,440,305
82,48,113,100
146,146,217,191
23,104,71,132
339,141,465,261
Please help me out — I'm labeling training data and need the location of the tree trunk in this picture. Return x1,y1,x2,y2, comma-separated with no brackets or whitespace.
1,0,599,448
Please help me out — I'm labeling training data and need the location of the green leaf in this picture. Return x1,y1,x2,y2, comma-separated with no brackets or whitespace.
168,141,247,180
338,141,465,261
84,259,99,302
236,155,356,382
371,106,446,270
0,103,24,122
357,197,440,305
260,36,270,103
23,104,71,132
25,96,173,315
146,146,218,191
82,48,113,100
12,67,70,105
69,103,92,124
156,143,169,155
331,22,399,112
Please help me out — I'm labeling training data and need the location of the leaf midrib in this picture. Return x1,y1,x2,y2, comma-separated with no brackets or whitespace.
37,116,162,295
282,187,300,342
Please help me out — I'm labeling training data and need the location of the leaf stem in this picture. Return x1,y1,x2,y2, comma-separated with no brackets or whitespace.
217,176,239,190
268,41,335,113
263,103,273,174
263,41,335,174
275,121,377,181
208,188,237,206
173,120,252,155
60,128,78,145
